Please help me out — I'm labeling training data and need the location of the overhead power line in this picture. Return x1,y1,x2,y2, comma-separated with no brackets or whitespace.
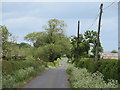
86,2,116,31
103,2,116,10
87,10,99,30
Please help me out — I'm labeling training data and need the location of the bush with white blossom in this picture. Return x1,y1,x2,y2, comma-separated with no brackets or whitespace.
67,64,118,88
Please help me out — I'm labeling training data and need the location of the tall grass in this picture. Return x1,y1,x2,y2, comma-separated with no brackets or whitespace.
2,60,47,88
66,64,118,88
75,58,119,82
2,58,62,88
3,67,35,88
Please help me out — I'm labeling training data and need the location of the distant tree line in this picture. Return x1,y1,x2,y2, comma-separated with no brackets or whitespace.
1,18,105,63
69,30,103,63
1,19,71,62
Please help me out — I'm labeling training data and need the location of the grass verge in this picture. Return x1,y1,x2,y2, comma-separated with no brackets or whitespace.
66,64,118,88
2,59,60,88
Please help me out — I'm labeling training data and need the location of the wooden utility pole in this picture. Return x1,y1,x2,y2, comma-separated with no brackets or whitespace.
77,21,80,40
95,4,103,62
76,20,80,61
72,20,80,63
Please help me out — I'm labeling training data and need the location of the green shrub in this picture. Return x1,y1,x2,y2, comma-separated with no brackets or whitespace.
67,64,118,88
111,50,118,53
2,60,47,88
53,58,62,67
66,64,73,75
75,58,119,83
47,62,55,68
25,56,35,61
2,75,16,88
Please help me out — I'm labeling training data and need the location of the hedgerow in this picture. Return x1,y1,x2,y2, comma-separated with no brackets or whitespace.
2,60,48,88
67,64,118,88
75,58,119,83
2,58,62,88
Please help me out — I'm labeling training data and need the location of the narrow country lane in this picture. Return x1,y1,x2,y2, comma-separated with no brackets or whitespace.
23,58,70,88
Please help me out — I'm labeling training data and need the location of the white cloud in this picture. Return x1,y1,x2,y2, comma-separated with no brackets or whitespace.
64,16,117,36
64,17,118,51
3,12,16,17
3,15,117,35
2,10,118,51
3,16,49,29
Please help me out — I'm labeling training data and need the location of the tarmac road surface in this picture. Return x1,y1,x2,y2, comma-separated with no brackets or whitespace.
23,58,70,88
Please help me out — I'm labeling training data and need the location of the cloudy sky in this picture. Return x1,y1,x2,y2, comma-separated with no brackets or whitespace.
1,2,118,51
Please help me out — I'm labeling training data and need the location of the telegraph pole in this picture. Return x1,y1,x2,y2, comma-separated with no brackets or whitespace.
76,20,80,61
77,21,80,41
95,4,103,62
72,20,80,63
